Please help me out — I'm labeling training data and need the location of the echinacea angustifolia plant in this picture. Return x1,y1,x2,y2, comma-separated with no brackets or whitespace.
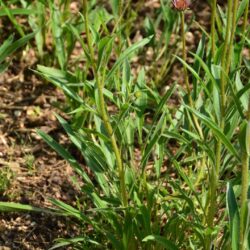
0,0,249,249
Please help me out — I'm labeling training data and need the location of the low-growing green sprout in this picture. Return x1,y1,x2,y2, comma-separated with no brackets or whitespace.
0,167,13,194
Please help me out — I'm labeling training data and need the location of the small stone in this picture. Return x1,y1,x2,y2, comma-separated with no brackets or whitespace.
14,110,22,117
30,222,36,227
0,246,12,250
186,31,194,45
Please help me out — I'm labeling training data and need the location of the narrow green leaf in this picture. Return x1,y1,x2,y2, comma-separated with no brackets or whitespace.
236,0,248,22
211,65,222,121
189,52,217,87
55,114,108,172
49,198,89,221
142,235,178,250
0,0,25,36
192,33,206,99
0,35,14,57
107,35,153,81
110,0,119,16
141,112,166,169
0,32,35,63
97,36,114,70
144,84,176,145
49,237,100,250
185,105,240,161
37,129,93,186
49,1,66,69
0,8,35,16
235,72,249,111
35,66,96,113
226,183,240,250
154,141,164,178
175,55,213,103
0,202,58,214
226,71,245,119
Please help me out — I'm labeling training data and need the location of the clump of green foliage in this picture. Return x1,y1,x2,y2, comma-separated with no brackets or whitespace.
0,166,13,194
0,0,249,249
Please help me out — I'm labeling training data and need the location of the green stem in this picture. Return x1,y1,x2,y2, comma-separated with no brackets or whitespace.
116,0,123,92
220,0,232,113
63,0,71,18
195,0,217,186
181,12,205,184
238,2,249,248
240,101,250,250
118,0,123,18
205,0,232,247
82,0,128,207
239,0,249,64
181,12,191,97
225,0,239,73
242,1,249,35
112,0,124,35
240,150,249,250
206,139,222,224
195,153,207,186
181,12,203,140
211,0,217,59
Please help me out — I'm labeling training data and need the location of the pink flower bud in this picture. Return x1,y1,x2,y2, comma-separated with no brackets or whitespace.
172,0,191,11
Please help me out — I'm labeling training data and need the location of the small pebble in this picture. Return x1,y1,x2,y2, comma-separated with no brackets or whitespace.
14,110,22,117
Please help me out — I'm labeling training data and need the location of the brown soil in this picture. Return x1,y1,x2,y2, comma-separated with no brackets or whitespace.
0,59,81,249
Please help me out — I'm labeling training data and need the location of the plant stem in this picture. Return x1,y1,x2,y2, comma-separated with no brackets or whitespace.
181,12,206,183
82,0,128,207
239,8,249,248
220,0,232,114
205,0,232,247
181,12,191,98
63,0,71,18
196,0,217,185
211,0,217,59
112,0,124,35
116,0,123,91
240,101,250,250
239,0,249,64
225,0,239,73
238,16,249,238
240,151,249,250
181,12,203,139
242,1,249,36
118,0,123,18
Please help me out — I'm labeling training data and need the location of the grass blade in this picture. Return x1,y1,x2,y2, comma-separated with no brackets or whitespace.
142,235,178,250
107,35,153,81
226,182,240,250
185,105,240,161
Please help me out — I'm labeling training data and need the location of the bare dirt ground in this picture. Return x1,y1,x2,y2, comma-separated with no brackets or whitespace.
0,64,81,249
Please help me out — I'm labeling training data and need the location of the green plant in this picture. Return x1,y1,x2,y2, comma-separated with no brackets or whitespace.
0,32,35,73
0,166,13,194
174,0,249,248
24,154,36,172
205,0,233,246
210,0,217,59
0,0,249,249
